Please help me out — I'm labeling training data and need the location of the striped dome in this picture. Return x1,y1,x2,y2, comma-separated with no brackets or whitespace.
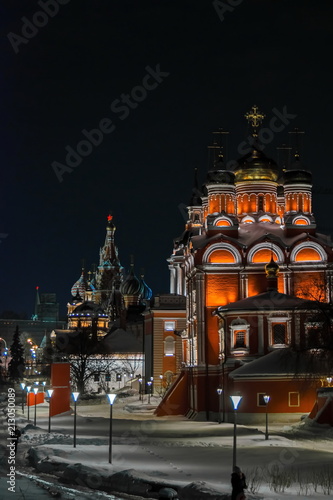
71,270,87,299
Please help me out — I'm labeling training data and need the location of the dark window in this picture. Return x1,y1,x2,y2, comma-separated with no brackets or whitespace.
273,324,286,344
105,373,111,382
307,328,320,348
94,373,99,382
258,195,264,211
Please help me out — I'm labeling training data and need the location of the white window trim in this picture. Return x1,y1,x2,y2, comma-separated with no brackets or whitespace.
288,391,300,407
164,321,176,331
229,323,250,354
267,317,291,347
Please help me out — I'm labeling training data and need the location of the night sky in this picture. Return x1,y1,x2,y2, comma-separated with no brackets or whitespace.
1,0,333,318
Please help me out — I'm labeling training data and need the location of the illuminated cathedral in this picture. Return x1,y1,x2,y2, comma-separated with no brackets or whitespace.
157,106,333,422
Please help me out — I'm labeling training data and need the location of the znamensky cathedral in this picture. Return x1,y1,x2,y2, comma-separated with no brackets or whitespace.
158,105,333,422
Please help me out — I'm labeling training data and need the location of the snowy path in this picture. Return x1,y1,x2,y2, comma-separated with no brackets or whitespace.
1,395,333,499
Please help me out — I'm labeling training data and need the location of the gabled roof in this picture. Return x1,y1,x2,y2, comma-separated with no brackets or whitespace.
100,328,143,353
230,348,328,379
214,290,318,313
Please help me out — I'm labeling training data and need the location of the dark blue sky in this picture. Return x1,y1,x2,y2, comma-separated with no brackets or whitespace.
1,0,333,318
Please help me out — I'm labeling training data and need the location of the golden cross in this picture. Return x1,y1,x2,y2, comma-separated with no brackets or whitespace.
244,105,265,137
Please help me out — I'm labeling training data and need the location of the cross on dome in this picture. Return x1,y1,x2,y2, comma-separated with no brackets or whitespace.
245,105,265,137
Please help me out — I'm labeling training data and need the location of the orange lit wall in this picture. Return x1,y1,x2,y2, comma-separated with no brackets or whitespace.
155,371,189,417
252,249,278,263
248,274,268,296
248,273,284,296
232,378,317,414
205,310,220,364
206,274,239,306
209,249,236,263
295,248,321,261
293,272,325,301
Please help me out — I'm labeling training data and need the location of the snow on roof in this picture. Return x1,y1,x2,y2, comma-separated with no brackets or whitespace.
215,290,317,312
101,328,143,353
230,348,327,378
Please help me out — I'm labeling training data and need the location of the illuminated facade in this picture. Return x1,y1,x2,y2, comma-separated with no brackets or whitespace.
157,107,333,422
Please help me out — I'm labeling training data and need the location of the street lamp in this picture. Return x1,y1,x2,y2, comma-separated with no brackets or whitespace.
327,377,332,386
72,392,80,448
26,386,31,421
47,389,54,433
263,395,270,440
107,393,117,463
20,382,26,413
150,376,154,395
147,381,152,404
230,395,242,470
216,387,223,424
138,378,142,401
42,381,46,392
33,387,39,426
130,373,133,388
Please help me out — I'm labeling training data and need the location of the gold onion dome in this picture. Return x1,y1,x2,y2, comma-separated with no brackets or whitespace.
265,256,279,277
235,147,279,183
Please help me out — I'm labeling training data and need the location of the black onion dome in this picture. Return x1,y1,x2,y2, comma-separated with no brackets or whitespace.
120,267,144,296
283,156,312,185
206,169,235,185
235,147,279,182
140,275,153,300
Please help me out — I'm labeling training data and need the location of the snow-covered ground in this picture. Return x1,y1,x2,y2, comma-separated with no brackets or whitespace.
1,391,333,499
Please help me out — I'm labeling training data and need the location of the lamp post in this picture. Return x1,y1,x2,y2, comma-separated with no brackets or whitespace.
147,381,152,404
33,387,39,426
150,376,154,395
20,382,26,413
47,389,54,433
72,392,80,448
130,373,133,388
107,393,117,463
26,386,31,421
42,381,46,392
216,387,223,424
263,395,270,440
327,377,332,386
230,395,242,470
139,378,142,401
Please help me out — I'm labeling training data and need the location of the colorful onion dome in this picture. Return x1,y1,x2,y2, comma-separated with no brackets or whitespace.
71,270,87,299
140,273,153,300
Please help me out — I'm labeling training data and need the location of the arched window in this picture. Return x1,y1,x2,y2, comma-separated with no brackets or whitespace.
164,336,175,356
208,249,236,263
258,195,264,211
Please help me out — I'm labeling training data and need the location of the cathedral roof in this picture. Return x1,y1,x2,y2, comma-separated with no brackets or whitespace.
191,222,332,252
140,274,152,300
120,266,144,296
214,290,317,313
71,270,87,299
70,301,108,318
229,348,327,379
234,147,279,183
